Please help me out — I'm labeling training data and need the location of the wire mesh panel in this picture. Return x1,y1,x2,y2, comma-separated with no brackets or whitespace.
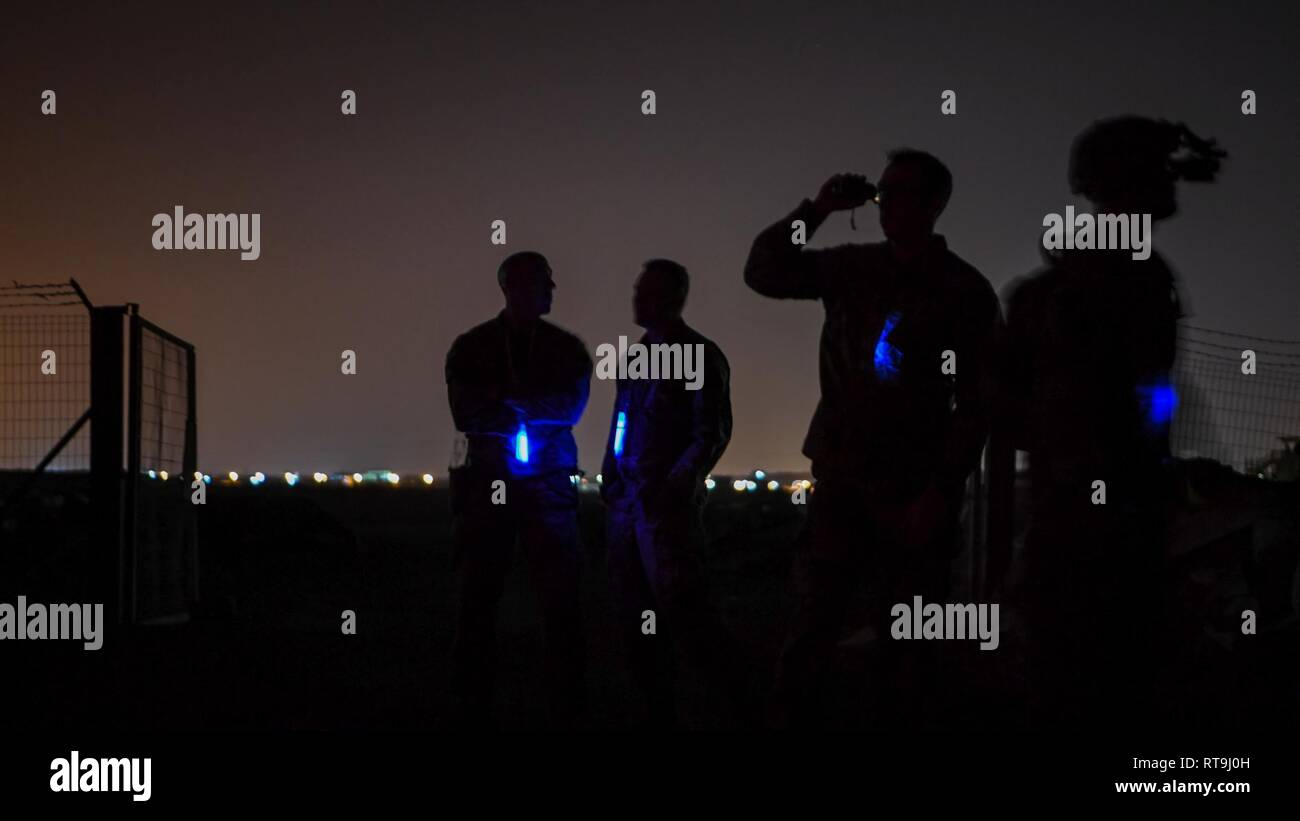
138,323,193,475
128,315,198,624
1172,325,1300,475
0,283,91,472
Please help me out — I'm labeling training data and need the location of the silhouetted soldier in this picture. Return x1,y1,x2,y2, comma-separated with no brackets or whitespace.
445,251,593,727
599,259,744,727
993,117,1225,730
745,150,1002,728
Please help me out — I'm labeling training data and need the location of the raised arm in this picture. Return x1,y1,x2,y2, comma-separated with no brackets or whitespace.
744,173,874,300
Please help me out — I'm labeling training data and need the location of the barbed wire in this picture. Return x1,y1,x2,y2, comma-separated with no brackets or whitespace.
0,301,83,307
1177,347,1300,370
0,279,83,311
1177,338,1300,360
1179,324,1300,346
0,281,76,291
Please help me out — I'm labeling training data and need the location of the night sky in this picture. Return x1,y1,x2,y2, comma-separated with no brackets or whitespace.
3,0,1296,475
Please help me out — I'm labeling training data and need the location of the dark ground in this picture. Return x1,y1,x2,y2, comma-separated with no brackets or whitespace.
1,472,1296,734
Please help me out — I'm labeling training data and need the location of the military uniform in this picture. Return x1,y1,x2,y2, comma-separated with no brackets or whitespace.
445,311,593,724
1002,247,1182,726
745,198,1002,724
599,320,738,724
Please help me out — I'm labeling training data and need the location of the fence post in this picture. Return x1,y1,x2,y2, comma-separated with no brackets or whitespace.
126,306,142,624
185,344,200,604
90,306,127,623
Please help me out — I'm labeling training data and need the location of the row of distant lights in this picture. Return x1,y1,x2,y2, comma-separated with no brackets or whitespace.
144,468,811,493
728,469,813,493
146,469,437,486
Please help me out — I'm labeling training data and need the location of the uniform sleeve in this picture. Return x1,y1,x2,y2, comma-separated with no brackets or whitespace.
445,333,518,436
986,277,1033,583
668,344,732,482
744,198,844,300
506,333,593,427
599,381,626,498
935,282,1004,490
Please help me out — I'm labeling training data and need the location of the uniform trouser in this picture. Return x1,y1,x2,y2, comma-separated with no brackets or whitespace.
605,490,744,724
771,474,958,728
449,468,585,725
1018,474,1169,731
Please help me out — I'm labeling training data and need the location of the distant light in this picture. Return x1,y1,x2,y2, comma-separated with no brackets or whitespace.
705,478,716,490
250,472,266,486
228,471,239,483
159,470,169,481
386,472,400,485
800,480,812,489
422,473,434,485
596,473,603,484
515,424,529,463
754,469,766,480
193,471,203,482
570,474,580,485
284,472,299,486
733,479,746,492
767,480,779,491
745,480,757,492
613,411,626,457
314,472,328,483
147,470,157,479
352,472,363,484
203,474,211,484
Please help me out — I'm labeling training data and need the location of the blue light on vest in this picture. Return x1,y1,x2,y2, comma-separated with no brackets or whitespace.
515,423,529,463
613,411,626,457
873,311,903,382
1137,377,1178,427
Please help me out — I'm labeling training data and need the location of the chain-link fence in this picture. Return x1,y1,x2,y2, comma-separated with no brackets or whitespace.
0,282,91,474
1,280,198,624
1172,325,1300,478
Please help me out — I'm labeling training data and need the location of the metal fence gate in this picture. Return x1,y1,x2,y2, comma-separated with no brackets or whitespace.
1,280,198,625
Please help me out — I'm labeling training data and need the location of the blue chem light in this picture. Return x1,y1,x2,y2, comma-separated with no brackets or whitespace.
1137,378,1178,427
613,411,626,457
873,311,903,382
514,423,529,463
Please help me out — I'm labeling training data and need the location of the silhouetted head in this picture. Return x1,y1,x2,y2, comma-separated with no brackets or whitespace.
1069,116,1225,221
633,258,689,330
877,148,952,246
497,251,554,320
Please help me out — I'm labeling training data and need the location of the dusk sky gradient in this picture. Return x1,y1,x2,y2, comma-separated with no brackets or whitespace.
3,0,1296,474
